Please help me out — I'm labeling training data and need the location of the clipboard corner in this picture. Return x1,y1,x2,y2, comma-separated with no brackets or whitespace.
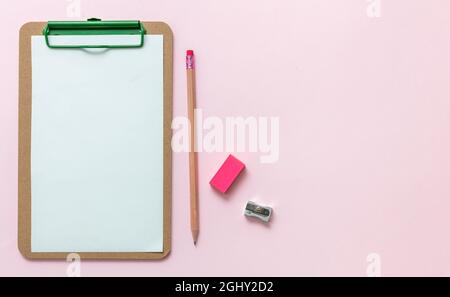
144,22,173,37
156,22,173,40
159,246,171,260
20,22,36,35
19,22,44,38
17,239,32,260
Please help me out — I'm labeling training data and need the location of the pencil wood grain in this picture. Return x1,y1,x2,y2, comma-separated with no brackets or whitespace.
187,69,199,245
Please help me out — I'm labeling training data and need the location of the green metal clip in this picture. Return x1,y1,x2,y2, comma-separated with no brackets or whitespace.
43,18,146,49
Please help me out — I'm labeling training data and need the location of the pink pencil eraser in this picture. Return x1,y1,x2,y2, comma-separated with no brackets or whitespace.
210,155,246,194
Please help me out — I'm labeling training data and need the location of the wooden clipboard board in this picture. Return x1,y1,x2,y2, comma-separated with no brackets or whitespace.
18,21,173,260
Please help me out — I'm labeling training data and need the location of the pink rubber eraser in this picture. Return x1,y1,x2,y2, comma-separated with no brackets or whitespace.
210,155,246,194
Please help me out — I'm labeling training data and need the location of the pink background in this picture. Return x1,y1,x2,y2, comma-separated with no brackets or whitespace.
1,0,450,277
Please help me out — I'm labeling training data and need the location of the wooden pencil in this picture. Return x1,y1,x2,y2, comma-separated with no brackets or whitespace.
186,50,199,245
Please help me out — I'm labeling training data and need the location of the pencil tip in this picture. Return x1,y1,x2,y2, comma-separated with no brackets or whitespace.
194,241,197,246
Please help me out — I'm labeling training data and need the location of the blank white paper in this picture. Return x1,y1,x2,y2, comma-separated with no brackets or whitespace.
31,35,164,253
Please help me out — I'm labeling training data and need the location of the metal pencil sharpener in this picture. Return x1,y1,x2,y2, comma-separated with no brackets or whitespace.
244,201,273,223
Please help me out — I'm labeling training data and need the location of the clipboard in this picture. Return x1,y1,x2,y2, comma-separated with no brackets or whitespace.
18,20,173,260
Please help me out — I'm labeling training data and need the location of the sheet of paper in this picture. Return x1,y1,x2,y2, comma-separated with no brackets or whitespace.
31,35,164,253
